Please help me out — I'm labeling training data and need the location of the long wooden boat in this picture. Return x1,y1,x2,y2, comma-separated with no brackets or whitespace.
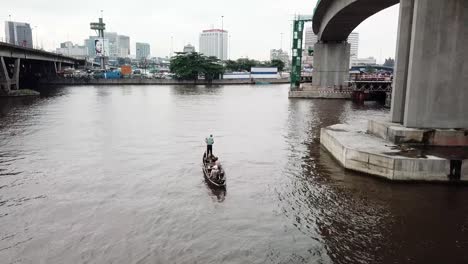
202,152,226,188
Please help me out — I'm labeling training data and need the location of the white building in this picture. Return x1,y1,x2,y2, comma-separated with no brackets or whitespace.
304,26,318,51
117,35,130,57
302,27,318,68
183,44,196,53
351,57,377,66
5,21,33,48
56,41,88,59
199,29,228,60
348,32,359,59
104,32,131,58
136,42,150,59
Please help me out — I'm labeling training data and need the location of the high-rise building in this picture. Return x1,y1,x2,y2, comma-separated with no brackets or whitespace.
348,32,359,59
183,44,196,53
136,42,150,59
105,32,131,58
5,21,33,48
302,26,318,68
105,32,119,58
84,36,100,57
270,49,290,69
304,26,318,51
117,35,130,57
85,33,130,59
199,29,228,60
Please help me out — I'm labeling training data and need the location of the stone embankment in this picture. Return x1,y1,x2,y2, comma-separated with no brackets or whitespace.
42,78,290,86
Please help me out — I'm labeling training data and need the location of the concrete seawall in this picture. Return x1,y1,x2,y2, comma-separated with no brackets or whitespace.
41,78,290,86
289,84,352,99
320,120,468,182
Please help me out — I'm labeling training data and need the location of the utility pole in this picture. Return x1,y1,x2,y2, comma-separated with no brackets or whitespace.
280,33,283,50
228,34,231,60
34,26,38,49
170,36,173,58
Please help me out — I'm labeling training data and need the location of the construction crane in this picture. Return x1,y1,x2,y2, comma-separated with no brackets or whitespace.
290,14,313,89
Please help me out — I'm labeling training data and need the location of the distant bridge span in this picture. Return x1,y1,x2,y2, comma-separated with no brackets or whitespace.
0,42,82,94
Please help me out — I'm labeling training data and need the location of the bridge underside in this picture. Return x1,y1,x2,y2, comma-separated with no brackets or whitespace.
314,0,399,41
0,43,79,94
310,0,468,129
0,56,72,94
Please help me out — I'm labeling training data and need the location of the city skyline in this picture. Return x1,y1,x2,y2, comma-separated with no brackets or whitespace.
1,0,399,62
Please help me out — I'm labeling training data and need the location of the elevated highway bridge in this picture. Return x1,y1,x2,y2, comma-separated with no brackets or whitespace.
292,0,467,129
0,42,82,94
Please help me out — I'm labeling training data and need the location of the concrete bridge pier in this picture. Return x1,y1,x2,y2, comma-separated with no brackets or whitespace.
390,0,414,124
391,0,468,128
311,42,350,88
54,62,62,73
0,57,20,94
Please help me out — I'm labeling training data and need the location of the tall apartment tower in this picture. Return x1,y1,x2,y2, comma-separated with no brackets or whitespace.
348,32,359,59
136,42,151,59
5,21,33,48
117,35,130,57
302,26,318,68
199,29,228,60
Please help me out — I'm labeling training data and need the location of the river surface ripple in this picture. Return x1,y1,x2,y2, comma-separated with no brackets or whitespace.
0,84,467,264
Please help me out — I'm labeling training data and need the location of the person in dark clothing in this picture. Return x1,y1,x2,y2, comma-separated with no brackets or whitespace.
449,160,463,180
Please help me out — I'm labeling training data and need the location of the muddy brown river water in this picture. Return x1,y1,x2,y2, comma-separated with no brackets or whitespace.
0,84,467,264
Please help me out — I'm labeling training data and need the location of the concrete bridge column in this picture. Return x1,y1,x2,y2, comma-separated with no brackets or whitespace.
54,62,62,73
403,0,468,128
312,42,350,88
0,57,20,94
390,0,414,123
12,58,20,90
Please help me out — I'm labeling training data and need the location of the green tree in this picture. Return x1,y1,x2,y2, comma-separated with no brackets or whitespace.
170,52,224,81
269,59,285,72
383,57,395,67
235,58,258,71
224,60,239,72
203,56,224,81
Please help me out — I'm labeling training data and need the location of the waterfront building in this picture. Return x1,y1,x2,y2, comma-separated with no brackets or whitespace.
136,42,150,59
183,44,196,53
56,41,88,59
199,29,228,60
270,49,290,70
4,21,33,48
351,57,377,66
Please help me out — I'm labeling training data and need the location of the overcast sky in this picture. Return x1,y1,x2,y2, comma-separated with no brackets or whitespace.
1,0,400,62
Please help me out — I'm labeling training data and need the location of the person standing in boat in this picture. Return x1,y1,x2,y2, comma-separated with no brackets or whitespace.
205,134,214,157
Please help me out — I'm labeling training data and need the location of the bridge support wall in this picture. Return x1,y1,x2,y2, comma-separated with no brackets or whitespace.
390,0,414,123
0,57,20,94
403,0,468,128
311,42,350,88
